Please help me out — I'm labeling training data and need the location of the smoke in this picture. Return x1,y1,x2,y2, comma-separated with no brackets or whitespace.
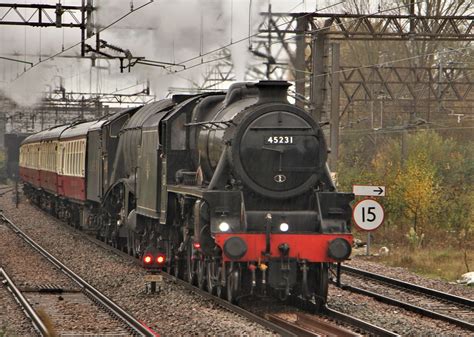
0,0,298,107
94,0,265,93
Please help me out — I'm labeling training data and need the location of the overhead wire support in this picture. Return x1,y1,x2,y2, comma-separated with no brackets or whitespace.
85,38,185,73
10,0,154,81
258,12,474,41
0,2,89,27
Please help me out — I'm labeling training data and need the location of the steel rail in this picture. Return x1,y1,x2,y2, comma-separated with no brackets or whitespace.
11,200,399,337
0,212,156,337
0,268,49,336
341,265,474,307
340,284,474,331
266,312,357,337
166,273,298,337
79,231,298,337
83,228,400,337
14,204,294,337
265,314,322,337
323,306,401,337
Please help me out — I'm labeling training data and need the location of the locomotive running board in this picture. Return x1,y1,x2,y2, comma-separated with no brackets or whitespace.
168,185,207,198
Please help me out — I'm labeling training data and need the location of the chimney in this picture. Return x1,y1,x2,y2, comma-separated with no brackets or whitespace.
255,80,291,103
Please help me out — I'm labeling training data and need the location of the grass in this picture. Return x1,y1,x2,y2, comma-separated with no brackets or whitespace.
375,245,472,282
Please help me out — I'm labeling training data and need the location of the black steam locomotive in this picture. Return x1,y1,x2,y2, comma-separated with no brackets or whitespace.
20,81,353,307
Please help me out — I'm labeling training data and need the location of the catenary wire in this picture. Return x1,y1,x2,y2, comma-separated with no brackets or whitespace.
10,0,155,82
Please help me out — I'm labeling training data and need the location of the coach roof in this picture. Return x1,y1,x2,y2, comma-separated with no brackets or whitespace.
21,124,70,145
60,121,97,140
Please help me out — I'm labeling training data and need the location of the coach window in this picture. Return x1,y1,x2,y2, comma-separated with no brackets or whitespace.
78,141,82,176
63,143,67,174
78,142,81,175
76,141,80,176
75,142,78,176
72,142,76,175
69,142,73,175
72,141,76,175
47,144,49,170
80,141,85,176
72,141,76,176
51,143,54,171
49,143,53,171
68,142,71,175
47,144,50,170
43,144,47,171
38,144,41,169
70,142,74,175
43,144,46,170
45,144,49,171
39,144,43,170
43,144,46,171
69,142,72,175
53,144,56,171
49,144,53,171
34,146,37,169
75,141,79,176
64,143,67,175
60,145,65,174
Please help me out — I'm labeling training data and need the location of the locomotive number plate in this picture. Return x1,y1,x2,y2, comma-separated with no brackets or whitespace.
145,274,163,282
264,136,295,145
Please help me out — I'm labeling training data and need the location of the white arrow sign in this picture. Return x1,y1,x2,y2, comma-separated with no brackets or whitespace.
352,199,385,231
353,185,386,197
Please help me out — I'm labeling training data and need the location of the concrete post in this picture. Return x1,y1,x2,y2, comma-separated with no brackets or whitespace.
295,15,308,108
311,32,327,122
329,43,340,171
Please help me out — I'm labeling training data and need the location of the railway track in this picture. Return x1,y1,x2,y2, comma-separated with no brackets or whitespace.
77,226,297,337
338,265,474,332
266,309,401,337
266,312,356,336
1,193,399,336
0,268,49,336
0,212,156,337
65,216,399,337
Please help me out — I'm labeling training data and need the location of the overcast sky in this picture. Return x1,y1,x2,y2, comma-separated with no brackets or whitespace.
0,0,348,105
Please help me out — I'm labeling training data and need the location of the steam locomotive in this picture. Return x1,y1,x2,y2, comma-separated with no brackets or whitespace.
19,81,353,307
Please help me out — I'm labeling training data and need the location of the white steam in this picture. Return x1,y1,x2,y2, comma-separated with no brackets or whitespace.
0,0,298,107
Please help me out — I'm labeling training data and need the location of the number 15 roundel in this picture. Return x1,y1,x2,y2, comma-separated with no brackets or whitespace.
352,198,384,231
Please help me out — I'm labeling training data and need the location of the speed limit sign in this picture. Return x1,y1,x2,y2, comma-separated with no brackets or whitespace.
352,198,384,231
